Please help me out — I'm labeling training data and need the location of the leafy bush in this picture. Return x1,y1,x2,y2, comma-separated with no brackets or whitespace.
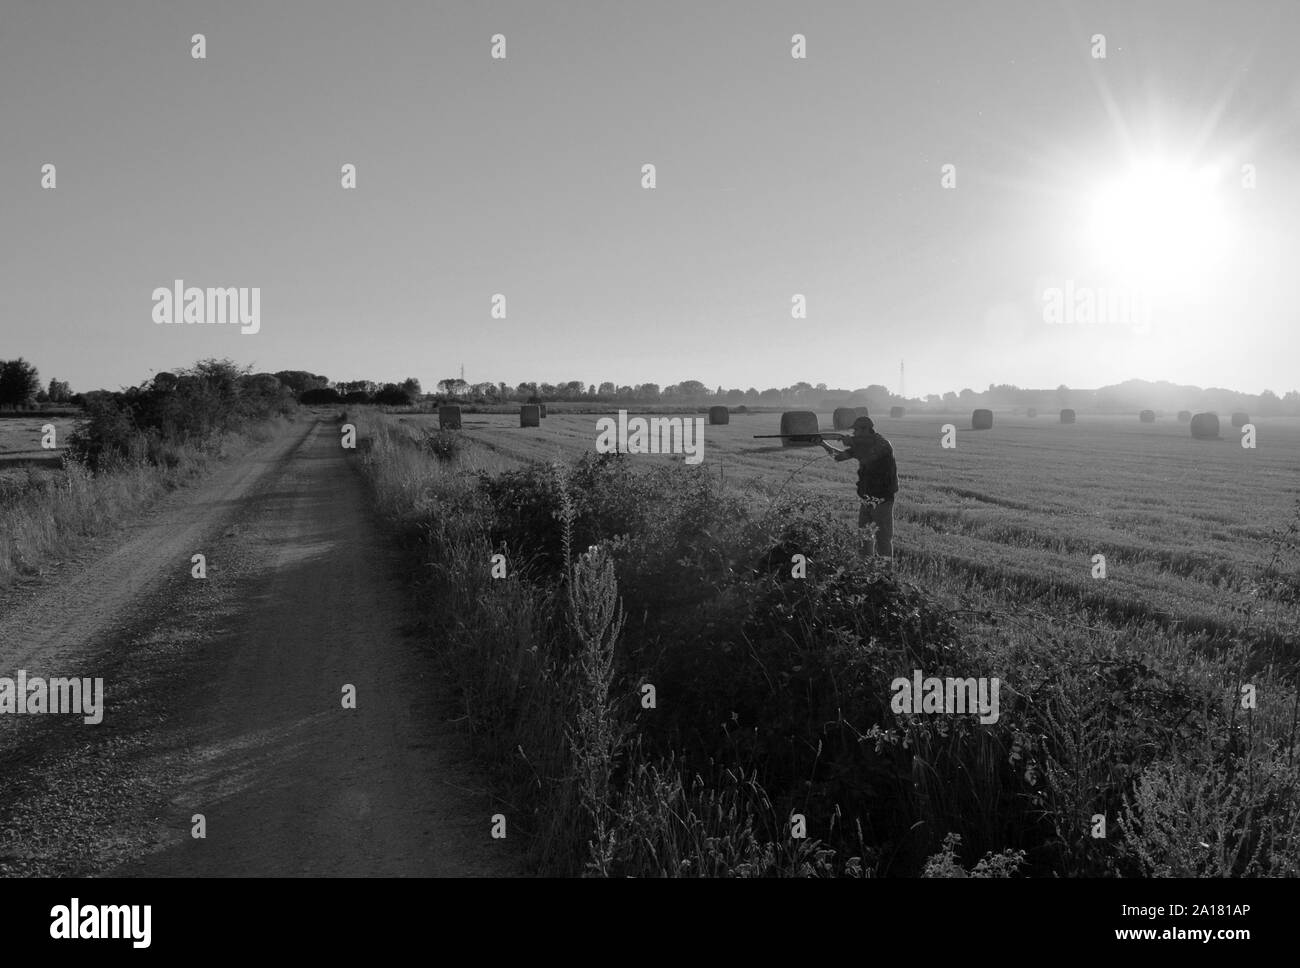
374,384,413,406
67,395,138,471
68,359,295,471
1117,754,1300,877
922,833,1025,877
464,453,1017,874
300,387,342,405
423,429,464,463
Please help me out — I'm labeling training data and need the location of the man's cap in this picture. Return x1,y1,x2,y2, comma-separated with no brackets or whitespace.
852,416,874,433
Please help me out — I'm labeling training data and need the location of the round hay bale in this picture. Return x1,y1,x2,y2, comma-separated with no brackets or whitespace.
1139,410,1156,423
520,404,540,428
1231,411,1249,428
438,405,462,430
1059,409,1076,424
1026,408,1037,418
832,407,857,430
889,406,905,418
539,403,548,418
1177,410,1192,422
854,406,869,419
708,406,729,425
971,409,993,430
1190,412,1220,439
780,410,820,447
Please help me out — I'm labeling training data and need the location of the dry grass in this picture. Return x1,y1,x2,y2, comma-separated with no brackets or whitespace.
0,418,289,589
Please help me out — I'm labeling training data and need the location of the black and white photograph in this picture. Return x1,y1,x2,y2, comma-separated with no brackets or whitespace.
0,0,1296,951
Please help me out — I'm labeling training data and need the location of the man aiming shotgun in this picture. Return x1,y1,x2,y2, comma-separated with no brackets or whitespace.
752,415,899,556
821,416,898,557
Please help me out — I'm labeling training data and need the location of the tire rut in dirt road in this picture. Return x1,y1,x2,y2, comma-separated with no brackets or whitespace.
118,417,519,876
0,419,314,673
0,415,520,877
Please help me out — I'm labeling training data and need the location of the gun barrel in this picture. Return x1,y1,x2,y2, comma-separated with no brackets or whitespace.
752,432,847,439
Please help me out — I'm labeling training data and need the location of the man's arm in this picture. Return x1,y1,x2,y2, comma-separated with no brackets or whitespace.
820,438,853,461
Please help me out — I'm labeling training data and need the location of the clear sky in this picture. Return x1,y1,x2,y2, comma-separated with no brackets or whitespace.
2,0,1297,397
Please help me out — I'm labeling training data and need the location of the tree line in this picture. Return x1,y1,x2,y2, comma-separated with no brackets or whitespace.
0,358,73,409
6,357,1299,416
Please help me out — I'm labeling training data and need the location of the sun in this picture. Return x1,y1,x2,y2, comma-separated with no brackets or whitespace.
1084,160,1234,292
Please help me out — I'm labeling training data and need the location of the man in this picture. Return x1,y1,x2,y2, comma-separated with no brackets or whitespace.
820,416,898,557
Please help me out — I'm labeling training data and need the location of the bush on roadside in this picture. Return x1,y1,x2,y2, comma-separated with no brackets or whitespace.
68,359,294,471
300,387,342,405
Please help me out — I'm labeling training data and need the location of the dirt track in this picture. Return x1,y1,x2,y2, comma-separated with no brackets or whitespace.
0,415,518,877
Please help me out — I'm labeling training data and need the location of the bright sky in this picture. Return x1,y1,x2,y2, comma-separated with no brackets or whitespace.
2,0,1297,397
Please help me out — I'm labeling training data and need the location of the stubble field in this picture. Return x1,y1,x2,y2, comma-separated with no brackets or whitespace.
0,416,76,486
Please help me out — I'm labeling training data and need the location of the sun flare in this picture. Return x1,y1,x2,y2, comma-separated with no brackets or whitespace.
1084,160,1234,292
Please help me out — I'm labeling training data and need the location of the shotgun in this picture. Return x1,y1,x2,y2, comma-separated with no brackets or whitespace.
752,431,851,441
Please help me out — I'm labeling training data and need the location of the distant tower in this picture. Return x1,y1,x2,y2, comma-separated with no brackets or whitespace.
899,359,905,399
460,363,465,384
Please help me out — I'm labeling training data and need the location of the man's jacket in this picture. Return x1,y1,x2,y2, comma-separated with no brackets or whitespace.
836,433,898,501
